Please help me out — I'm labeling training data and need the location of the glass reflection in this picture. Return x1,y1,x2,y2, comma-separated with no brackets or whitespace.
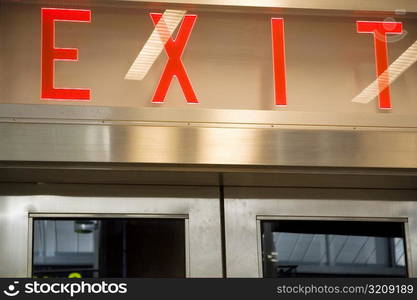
261,220,407,277
33,218,186,278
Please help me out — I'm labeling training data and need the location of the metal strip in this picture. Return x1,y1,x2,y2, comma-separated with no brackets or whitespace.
404,221,414,277
2,122,417,169
219,181,227,278
4,104,417,129
119,0,417,13
185,218,191,278
256,219,263,277
11,0,417,13
27,217,33,278
29,213,189,219
256,216,409,222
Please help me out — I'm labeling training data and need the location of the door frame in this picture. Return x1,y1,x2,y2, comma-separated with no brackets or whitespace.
0,184,222,278
255,216,411,277
224,187,417,277
28,213,191,278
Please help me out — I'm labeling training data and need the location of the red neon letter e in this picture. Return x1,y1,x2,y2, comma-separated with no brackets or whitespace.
150,13,198,104
41,8,91,101
357,21,402,109
271,18,287,106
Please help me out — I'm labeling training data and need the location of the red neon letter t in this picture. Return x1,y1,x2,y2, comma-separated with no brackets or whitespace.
357,21,402,109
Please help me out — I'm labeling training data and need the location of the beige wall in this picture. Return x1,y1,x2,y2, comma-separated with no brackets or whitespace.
1,1,417,116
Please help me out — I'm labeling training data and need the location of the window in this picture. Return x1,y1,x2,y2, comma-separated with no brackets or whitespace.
261,220,407,277
33,218,186,278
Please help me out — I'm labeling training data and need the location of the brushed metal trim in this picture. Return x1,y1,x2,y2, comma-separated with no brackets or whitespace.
405,221,414,277
256,219,262,277
29,213,189,219
118,0,417,13
256,216,408,222
185,218,191,277
3,161,417,176
2,122,417,169
3,104,417,129
27,217,33,278
10,0,417,12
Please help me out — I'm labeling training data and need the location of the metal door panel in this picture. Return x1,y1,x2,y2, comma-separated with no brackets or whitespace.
224,187,417,277
0,183,222,277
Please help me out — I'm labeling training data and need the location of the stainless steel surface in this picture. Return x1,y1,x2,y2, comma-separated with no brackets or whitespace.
224,187,417,277
118,0,417,12
6,104,417,129
29,213,189,218
5,160,417,175
185,218,191,277
0,184,222,277
2,122,417,169
256,219,263,276
26,217,33,277
4,0,417,13
256,216,408,222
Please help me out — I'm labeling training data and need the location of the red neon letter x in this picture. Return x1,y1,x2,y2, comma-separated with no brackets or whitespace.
357,21,402,109
271,18,287,106
41,8,91,101
150,13,198,103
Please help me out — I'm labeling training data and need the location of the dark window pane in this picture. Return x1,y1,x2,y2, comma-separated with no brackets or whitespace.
261,220,407,278
33,218,186,278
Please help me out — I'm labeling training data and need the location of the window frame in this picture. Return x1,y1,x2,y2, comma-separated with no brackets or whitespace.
28,213,190,278
256,216,411,278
